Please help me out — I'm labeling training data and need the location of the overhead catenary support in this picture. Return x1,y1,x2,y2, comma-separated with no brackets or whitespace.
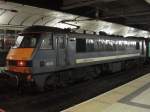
8,15,17,25
20,15,33,26
59,20,80,29
32,16,48,25
0,10,6,16
43,18,56,25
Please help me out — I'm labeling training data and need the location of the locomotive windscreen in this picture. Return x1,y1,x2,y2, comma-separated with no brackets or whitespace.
13,33,40,48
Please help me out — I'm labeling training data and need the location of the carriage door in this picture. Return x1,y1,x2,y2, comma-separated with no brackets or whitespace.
56,35,66,66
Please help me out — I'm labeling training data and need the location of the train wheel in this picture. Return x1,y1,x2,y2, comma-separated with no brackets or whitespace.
44,74,59,90
83,67,96,80
94,66,101,77
33,74,49,92
57,71,68,87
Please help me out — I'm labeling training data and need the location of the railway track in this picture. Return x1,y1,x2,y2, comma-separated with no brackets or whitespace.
0,64,150,112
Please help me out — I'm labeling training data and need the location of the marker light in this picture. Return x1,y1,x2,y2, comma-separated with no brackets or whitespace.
17,60,26,67
27,75,33,81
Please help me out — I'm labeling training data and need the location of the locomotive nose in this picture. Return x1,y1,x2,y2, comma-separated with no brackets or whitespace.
6,48,34,61
6,48,34,74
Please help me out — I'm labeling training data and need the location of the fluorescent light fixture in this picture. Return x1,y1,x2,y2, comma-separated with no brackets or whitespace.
54,22,77,29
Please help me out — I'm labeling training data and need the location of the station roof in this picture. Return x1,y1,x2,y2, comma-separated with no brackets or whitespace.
0,1,150,38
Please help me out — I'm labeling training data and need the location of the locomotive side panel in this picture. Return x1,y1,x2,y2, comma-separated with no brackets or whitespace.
75,35,143,65
67,35,76,65
32,33,57,74
55,34,67,67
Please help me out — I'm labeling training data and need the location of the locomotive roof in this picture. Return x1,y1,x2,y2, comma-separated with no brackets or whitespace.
22,25,144,41
23,25,72,33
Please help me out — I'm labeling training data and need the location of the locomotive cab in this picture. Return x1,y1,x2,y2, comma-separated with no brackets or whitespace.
4,26,72,90
6,32,68,84
7,33,37,71
6,33,40,82
6,32,55,70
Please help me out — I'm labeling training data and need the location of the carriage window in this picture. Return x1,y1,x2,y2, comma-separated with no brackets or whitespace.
136,42,140,50
86,39,94,52
94,40,99,51
40,34,53,49
76,38,86,52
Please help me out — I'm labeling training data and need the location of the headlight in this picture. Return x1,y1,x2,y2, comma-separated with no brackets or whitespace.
17,60,26,67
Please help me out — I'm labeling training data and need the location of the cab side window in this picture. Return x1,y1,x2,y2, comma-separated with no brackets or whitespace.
40,34,53,49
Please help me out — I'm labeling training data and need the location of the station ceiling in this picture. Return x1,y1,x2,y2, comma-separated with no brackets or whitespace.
6,0,150,31
0,1,150,37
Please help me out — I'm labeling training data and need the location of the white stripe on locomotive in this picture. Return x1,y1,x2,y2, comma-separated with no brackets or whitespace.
76,53,141,64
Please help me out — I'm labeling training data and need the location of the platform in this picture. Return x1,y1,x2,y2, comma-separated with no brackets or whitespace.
62,73,150,112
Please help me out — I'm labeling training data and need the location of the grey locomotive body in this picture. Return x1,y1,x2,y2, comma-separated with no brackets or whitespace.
5,26,147,90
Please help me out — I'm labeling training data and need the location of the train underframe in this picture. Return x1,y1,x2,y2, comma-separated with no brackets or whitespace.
1,58,145,92
29,58,145,91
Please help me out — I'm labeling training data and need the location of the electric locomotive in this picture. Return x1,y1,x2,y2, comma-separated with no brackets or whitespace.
3,25,147,91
